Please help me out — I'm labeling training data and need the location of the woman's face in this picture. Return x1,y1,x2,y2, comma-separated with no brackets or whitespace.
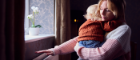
100,1,115,21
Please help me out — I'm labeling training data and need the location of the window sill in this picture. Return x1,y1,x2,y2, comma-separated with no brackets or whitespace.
25,34,55,43
25,34,54,41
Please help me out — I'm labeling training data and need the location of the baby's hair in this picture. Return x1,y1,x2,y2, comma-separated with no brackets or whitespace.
87,4,98,15
85,4,101,20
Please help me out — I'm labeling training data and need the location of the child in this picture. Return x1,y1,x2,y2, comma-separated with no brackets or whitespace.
36,4,122,60
78,4,103,48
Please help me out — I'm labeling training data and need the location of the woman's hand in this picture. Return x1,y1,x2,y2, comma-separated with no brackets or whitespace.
74,43,87,59
74,43,80,52
74,43,84,54
36,49,54,55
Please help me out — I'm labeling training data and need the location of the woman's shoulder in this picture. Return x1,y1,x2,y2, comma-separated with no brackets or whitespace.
106,23,131,40
117,23,131,30
112,23,131,33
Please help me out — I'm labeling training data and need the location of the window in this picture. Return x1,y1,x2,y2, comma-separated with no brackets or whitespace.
24,0,55,40
24,0,54,34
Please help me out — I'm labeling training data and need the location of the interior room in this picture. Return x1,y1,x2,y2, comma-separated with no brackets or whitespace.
0,0,140,60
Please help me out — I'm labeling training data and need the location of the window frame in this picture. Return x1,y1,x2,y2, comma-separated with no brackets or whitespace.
24,0,29,35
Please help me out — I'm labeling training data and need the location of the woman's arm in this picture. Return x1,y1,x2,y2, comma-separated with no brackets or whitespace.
36,36,79,56
75,24,131,60
52,36,78,55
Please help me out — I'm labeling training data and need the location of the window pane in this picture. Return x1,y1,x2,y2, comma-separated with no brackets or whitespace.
29,0,54,34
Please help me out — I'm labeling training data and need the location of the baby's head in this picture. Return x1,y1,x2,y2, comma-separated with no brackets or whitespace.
84,4,101,20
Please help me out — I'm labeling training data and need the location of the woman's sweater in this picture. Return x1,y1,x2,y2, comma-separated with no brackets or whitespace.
78,19,122,42
52,24,131,60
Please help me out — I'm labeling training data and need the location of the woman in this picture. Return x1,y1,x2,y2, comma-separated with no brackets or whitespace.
74,0,131,60
36,0,131,60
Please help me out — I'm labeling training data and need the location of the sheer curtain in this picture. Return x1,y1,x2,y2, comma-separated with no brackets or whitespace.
55,0,71,60
0,0,25,60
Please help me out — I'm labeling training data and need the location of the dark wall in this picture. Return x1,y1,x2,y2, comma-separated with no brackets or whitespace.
70,0,99,13
125,0,140,60
70,0,140,60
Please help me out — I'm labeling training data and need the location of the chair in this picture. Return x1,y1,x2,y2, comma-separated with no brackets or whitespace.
130,41,137,60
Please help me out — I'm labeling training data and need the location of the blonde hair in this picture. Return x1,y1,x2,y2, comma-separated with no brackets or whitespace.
85,4,101,20
96,0,126,20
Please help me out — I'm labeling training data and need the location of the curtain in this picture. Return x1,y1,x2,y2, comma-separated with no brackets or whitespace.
55,0,71,60
0,0,25,60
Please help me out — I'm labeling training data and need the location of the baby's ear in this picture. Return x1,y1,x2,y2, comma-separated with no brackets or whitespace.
94,17,102,21
91,18,95,21
92,18,99,21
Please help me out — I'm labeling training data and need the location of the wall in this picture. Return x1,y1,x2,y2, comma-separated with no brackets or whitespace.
29,0,54,34
25,36,55,60
125,0,140,60
71,0,140,60
70,0,99,14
